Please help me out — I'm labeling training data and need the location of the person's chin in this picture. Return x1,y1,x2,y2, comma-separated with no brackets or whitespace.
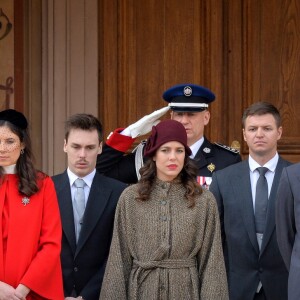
253,148,269,156
166,169,180,177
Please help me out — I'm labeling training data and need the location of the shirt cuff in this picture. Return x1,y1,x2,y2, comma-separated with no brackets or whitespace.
106,128,136,152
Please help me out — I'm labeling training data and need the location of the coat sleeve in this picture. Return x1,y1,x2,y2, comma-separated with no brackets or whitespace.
96,128,138,184
96,144,138,184
275,167,296,271
99,194,132,300
210,172,230,277
20,177,64,300
197,191,229,300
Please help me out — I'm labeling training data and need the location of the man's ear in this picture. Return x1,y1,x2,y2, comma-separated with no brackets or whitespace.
98,142,103,154
242,129,247,141
203,110,210,126
63,139,67,153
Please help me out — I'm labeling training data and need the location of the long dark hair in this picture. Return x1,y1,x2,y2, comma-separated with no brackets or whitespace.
136,155,202,207
0,121,39,196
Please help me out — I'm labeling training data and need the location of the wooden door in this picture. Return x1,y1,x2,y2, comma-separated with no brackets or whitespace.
99,0,300,162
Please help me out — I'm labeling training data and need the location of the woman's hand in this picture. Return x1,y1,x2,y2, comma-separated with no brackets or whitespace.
0,281,20,300
15,284,30,300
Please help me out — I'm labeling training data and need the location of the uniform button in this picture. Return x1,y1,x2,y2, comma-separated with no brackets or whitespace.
74,267,78,272
259,268,263,273
162,184,167,189
160,215,167,221
160,200,167,205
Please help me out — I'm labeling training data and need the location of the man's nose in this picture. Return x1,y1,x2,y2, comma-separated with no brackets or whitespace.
256,128,264,136
179,114,189,124
78,148,86,157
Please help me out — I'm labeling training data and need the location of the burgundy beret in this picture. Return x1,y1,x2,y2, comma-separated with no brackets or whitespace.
144,119,191,157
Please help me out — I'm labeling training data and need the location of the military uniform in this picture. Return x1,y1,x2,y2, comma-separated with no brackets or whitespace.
193,137,241,188
97,83,241,186
97,132,241,187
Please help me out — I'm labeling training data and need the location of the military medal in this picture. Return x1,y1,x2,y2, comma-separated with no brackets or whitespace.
197,176,206,186
207,163,215,173
196,176,213,190
205,177,212,186
21,197,30,206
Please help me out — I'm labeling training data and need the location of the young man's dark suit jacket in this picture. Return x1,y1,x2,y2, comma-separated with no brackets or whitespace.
52,170,127,300
210,157,290,300
276,163,300,300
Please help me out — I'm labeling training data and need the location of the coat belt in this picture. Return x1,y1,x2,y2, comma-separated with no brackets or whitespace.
133,257,196,269
132,258,197,299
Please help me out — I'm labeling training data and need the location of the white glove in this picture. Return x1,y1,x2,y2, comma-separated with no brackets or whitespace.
122,106,170,138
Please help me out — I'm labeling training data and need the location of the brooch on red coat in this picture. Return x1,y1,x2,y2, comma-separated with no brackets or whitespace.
21,197,30,206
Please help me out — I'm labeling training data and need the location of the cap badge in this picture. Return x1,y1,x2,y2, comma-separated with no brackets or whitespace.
183,86,192,97
21,197,30,206
203,147,211,153
207,163,215,173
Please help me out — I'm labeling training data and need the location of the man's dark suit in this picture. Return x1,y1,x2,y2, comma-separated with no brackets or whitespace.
210,157,290,300
276,163,300,300
52,170,126,300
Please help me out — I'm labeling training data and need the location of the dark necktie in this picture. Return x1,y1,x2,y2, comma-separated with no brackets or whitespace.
74,178,86,242
255,167,269,234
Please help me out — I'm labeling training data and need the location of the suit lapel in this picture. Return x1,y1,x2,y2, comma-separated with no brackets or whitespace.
75,172,112,256
233,160,259,254
260,157,287,254
57,172,77,254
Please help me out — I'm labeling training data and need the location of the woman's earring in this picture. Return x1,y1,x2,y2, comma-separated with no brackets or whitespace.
20,149,24,155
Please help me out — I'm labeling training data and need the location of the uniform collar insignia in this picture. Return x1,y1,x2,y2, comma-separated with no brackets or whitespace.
203,147,211,153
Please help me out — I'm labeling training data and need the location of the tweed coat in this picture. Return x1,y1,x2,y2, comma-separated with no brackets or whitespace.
100,178,228,300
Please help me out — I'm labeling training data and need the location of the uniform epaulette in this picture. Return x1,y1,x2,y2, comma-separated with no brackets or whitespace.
214,142,240,154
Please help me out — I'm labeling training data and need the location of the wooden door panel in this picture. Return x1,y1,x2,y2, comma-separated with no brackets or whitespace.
99,0,300,162
228,0,300,161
